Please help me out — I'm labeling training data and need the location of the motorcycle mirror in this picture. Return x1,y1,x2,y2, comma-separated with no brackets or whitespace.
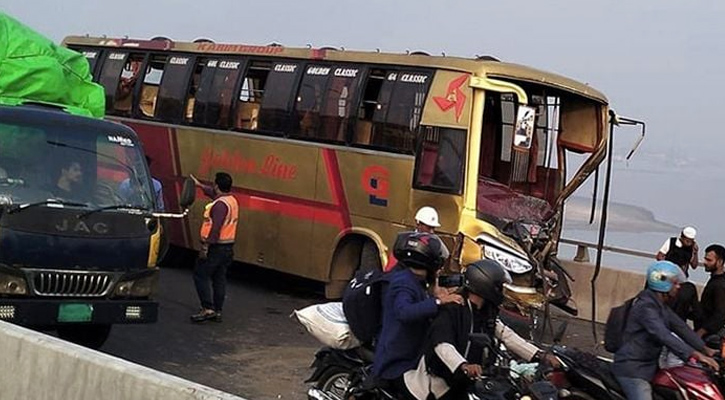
469,333,492,348
553,321,568,344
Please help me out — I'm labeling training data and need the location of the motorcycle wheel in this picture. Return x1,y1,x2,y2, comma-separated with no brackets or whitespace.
563,390,597,400
316,367,352,400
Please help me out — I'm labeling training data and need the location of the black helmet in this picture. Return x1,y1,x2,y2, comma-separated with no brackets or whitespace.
392,231,446,273
464,259,511,305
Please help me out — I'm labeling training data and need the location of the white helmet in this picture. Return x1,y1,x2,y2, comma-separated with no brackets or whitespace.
415,206,441,228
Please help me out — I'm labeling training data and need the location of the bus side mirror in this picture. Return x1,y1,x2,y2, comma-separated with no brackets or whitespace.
179,178,196,209
513,105,536,150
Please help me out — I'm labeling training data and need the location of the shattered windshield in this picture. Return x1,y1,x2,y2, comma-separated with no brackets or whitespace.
0,117,153,211
477,91,561,225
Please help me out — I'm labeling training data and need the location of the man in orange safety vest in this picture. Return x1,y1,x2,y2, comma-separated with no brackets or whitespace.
189,172,239,323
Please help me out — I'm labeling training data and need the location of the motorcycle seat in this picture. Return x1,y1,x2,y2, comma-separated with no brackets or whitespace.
558,347,622,392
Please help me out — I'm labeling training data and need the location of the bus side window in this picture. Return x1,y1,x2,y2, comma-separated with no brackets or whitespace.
257,62,300,135
98,52,129,114
234,61,271,131
413,126,466,194
192,58,244,129
185,61,205,123
113,53,146,117
156,55,194,124
137,54,166,118
354,69,387,146
292,65,330,139
69,46,102,78
354,70,431,154
318,66,364,142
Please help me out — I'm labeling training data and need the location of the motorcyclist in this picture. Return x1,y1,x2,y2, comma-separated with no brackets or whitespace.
613,260,719,400
403,259,550,400
371,231,463,395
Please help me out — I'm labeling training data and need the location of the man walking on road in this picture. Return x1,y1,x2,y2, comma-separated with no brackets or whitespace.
189,172,239,323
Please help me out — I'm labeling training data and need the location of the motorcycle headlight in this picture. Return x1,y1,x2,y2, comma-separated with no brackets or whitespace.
0,271,28,295
113,272,158,298
483,246,532,274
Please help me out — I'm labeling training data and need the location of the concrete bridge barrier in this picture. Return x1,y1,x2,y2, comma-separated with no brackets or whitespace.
562,260,703,324
0,320,246,400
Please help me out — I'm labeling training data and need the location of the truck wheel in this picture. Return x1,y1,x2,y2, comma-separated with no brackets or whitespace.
57,324,112,349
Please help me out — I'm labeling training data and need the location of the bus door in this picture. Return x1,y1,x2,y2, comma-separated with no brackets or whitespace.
97,51,148,117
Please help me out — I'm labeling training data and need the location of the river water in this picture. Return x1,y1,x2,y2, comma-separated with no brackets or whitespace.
559,155,724,284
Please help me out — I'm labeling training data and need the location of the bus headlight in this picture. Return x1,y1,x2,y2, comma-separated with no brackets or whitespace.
113,273,158,298
0,272,28,295
483,246,532,274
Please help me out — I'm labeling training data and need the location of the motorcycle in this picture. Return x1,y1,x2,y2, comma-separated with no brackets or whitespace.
547,345,723,400
306,333,559,400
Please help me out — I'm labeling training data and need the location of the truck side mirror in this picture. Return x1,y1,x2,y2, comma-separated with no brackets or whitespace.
179,178,196,209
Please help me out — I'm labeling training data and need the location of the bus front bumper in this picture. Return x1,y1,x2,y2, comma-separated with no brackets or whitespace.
0,298,158,326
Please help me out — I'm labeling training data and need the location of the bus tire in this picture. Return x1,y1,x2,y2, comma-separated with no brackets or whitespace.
325,237,381,299
57,324,112,349
359,240,382,273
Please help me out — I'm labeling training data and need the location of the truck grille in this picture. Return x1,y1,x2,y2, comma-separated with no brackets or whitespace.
32,271,115,297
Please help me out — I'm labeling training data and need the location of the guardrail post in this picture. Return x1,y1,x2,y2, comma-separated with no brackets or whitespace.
574,244,590,263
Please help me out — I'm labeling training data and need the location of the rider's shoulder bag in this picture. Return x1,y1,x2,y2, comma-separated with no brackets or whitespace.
604,296,638,353
342,268,389,344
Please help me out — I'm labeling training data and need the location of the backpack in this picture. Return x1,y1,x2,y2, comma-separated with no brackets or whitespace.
342,268,389,344
603,297,638,353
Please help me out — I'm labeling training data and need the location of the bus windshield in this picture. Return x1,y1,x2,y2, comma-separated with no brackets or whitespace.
0,114,153,210
476,92,562,225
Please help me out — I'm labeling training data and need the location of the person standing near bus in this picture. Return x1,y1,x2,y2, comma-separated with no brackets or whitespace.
189,172,239,323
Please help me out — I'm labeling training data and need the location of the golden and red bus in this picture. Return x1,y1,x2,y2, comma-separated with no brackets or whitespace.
63,35,608,315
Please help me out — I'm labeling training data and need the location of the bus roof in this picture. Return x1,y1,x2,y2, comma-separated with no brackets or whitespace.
62,35,608,104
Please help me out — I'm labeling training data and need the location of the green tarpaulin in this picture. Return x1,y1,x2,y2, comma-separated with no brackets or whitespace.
0,12,104,118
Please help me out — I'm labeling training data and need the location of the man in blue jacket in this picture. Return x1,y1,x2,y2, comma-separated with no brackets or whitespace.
613,261,719,400
372,231,462,395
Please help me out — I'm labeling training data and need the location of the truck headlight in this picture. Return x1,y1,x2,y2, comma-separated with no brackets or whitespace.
0,271,28,295
113,273,158,298
483,246,532,274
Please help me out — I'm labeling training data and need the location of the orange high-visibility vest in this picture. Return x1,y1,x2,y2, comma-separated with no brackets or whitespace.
200,195,239,244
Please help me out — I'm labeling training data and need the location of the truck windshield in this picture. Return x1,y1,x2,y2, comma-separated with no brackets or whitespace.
0,118,153,211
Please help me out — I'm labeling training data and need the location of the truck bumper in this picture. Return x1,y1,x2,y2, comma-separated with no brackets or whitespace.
0,298,158,326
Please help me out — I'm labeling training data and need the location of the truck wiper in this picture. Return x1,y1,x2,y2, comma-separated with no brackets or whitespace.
77,204,150,219
6,199,89,214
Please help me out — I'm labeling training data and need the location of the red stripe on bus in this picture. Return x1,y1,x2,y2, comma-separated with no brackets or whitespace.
216,186,347,229
321,149,352,229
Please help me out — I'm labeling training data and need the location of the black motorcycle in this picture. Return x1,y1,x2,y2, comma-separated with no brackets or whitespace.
306,334,558,400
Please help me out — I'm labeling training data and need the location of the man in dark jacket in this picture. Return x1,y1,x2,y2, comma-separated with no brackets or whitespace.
613,261,718,400
696,244,725,337
371,232,462,394
404,260,546,400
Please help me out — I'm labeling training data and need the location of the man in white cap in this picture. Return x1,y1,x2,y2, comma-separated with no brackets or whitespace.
656,226,699,276
656,227,700,323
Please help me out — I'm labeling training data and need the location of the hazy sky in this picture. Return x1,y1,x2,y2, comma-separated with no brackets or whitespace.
4,1,724,161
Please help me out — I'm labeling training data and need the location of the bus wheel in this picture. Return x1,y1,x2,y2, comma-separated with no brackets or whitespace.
325,237,381,299
359,240,382,273
57,324,112,349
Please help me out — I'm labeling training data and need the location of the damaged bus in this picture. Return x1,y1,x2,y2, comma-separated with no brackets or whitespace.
63,35,609,321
